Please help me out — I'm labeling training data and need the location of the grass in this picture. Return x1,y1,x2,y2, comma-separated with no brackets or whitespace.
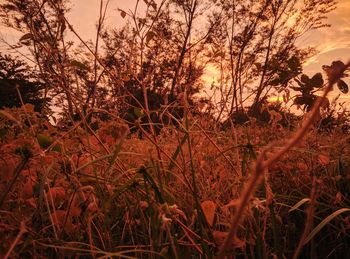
1,96,350,258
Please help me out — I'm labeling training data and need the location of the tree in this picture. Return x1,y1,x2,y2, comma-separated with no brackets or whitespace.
101,0,214,131
206,0,336,121
0,0,79,120
0,53,48,112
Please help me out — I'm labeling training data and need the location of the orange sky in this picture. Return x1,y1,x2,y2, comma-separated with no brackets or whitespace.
1,0,349,72
70,0,350,73
0,0,349,103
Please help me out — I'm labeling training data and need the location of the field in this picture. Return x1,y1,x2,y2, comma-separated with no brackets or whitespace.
1,0,350,257
1,98,350,258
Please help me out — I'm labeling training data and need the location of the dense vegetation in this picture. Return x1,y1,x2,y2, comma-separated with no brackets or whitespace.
0,0,350,258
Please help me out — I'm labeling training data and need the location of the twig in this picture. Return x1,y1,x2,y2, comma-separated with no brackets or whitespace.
4,221,27,259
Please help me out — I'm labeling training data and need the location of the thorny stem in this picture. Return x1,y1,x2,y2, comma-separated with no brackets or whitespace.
217,60,350,258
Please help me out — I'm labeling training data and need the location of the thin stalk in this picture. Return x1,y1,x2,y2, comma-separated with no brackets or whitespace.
217,60,350,258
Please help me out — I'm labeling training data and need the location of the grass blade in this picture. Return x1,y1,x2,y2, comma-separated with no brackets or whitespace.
289,198,311,213
303,208,350,245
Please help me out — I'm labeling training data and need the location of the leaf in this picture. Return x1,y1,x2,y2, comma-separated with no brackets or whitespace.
323,61,346,77
52,144,62,152
120,9,126,18
19,33,33,43
224,199,240,209
300,74,309,84
71,60,89,71
146,31,155,44
150,1,157,9
337,79,349,94
318,154,330,166
310,73,324,88
134,107,144,118
289,198,310,212
23,103,35,112
287,56,301,71
37,134,53,148
297,162,308,171
304,208,350,245
201,200,216,227
331,60,346,73
334,192,342,204
294,96,313,106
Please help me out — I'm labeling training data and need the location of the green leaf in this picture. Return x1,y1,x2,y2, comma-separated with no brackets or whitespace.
133,107,144,118
71,60,89,71
337,79,349,94
304,208,350,245
52,144,62,152
37,134,53,148
288,198,310,213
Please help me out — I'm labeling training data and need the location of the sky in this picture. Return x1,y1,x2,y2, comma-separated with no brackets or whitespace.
67,0,350,73
301,1,350,75
0,0,349,103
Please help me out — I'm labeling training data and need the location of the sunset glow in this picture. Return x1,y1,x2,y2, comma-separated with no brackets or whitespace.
1,1,350,257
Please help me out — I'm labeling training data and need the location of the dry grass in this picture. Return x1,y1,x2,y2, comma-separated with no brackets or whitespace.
1,98,350,258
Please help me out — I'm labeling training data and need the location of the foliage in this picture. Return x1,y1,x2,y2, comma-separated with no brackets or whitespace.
0,53,49,112
207,0,336,119
0,105,350,257
0,0,350,258
291,61,350,111
291,72,325,111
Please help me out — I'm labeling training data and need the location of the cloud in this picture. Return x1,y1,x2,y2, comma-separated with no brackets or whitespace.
302,0,350,74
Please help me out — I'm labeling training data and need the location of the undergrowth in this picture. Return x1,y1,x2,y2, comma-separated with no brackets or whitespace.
1,103,350,258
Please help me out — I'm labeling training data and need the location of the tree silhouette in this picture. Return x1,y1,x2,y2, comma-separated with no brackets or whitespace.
207,0,337,120
0,53,48,112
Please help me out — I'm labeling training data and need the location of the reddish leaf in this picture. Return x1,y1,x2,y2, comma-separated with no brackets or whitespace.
318,154,330,166
201,200,216,227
